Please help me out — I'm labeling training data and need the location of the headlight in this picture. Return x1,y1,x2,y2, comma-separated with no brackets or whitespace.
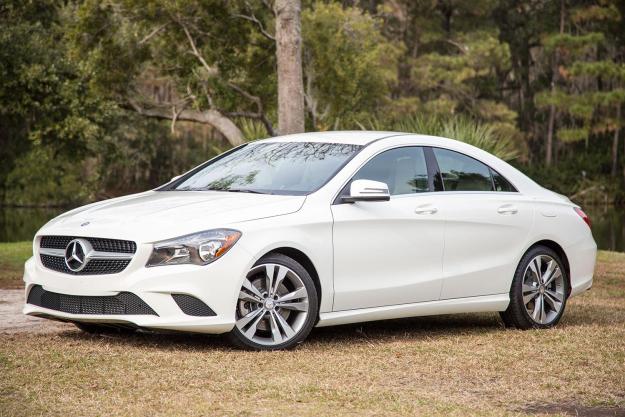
146,229,241,267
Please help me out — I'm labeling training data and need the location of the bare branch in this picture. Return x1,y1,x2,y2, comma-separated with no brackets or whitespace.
179,20,218,76
259,113,277,136
261,0,276,15
139,23,169,45
171,103,186,133
232,1,276,41
224,111,262,118
225,82,276,136
227,82,262,107
445,39,468,54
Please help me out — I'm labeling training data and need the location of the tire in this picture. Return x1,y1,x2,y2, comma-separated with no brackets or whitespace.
500,245,569,329
227,253,319,350
74,322,136,335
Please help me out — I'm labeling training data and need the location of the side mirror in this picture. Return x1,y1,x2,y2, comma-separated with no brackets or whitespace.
170,175,182,183
342,179,390,203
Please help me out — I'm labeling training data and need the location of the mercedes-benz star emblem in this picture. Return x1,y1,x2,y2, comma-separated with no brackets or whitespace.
64,239,91,272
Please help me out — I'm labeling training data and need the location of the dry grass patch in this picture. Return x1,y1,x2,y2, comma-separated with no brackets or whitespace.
1,251,624,416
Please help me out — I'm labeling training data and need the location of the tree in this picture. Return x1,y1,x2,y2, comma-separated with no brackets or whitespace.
545,0,566,166
494,0,560,164
66,0,310,143
378,0,521,141
0,0,115,204
535,0,625,173
302,2,400,129
275,0,306,134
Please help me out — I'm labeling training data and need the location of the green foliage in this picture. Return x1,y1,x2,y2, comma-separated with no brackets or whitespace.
0,0,118,204
543,32,604,52
302,3,401,129
393,5,520,139
5,147,97,206
569,61,625,81
66,0,278,126
362,114,520,161
1,0,624,207
240,119,269,141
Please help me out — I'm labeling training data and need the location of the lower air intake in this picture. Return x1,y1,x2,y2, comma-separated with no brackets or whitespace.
172,294,216,317
27,285,157,316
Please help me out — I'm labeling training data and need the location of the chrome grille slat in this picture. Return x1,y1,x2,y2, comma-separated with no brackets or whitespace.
39,235,137,275
40,254,131,275
40,236,137,254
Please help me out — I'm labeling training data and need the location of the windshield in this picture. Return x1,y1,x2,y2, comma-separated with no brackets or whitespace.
171,142,362,195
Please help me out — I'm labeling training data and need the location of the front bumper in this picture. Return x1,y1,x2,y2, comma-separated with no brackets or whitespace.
22,242,253,334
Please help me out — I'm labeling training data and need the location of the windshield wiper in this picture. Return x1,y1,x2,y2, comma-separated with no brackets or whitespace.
224,189,268,194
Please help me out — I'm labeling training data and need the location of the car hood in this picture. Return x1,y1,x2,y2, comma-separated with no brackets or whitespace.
38,191,306,242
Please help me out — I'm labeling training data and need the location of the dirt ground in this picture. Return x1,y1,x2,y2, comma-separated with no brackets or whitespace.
0,289,70,335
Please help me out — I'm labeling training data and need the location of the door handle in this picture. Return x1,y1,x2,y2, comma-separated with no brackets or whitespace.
497,204,518,215
415,205,438,215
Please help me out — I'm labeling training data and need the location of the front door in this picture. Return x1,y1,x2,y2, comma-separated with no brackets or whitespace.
331,146,445,311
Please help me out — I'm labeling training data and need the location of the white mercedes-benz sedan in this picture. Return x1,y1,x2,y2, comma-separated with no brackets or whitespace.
23,131,596,350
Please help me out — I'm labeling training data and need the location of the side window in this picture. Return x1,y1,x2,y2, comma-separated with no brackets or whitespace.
432,148,493,192
353,147,429,195
491,168,517,192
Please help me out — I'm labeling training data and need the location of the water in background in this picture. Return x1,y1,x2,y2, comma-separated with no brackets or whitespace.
0,205,623,252
0,207,65,242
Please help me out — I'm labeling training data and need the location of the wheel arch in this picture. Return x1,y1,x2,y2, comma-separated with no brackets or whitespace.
260,247,323,311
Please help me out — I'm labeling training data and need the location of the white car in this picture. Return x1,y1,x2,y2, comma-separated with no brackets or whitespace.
23,131,596,350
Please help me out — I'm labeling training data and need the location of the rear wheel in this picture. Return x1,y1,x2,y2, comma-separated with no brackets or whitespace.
500,245,569,329
228,253,318,350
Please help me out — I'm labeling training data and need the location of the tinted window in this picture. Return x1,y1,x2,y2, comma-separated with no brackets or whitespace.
353,147,429,195
491,168,517,192
174,142,361,195
433,148,493,192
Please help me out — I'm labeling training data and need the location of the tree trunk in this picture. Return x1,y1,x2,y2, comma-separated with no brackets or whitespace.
546,101,556,166
612,104,621,177
546,0,565,167
275,0,305,135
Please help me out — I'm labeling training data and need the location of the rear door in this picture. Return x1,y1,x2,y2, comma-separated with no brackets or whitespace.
430,148,535,299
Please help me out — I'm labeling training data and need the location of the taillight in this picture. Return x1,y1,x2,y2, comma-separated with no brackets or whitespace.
574,207,591,228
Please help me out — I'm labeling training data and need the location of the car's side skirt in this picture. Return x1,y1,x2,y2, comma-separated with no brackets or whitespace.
316,293,510,327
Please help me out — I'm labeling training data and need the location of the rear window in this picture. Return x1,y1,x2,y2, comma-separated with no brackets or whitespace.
433,148,493,192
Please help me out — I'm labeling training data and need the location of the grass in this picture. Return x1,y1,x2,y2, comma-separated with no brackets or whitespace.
1,248,624,416
0,241,31,289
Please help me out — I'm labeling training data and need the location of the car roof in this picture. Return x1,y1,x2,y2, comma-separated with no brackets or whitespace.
254,130,473,148
255,131,409,145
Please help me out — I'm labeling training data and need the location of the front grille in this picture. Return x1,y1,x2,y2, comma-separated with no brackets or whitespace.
172,294,216,317
39,235,136,275
40,254,131,275
27,285,157,315
40,236,137,254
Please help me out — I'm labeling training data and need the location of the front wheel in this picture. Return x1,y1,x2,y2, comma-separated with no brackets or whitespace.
500,246,569,329
228,253,319,350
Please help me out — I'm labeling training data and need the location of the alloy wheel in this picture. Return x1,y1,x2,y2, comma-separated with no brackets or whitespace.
522,255,565,324
235,263,310,346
